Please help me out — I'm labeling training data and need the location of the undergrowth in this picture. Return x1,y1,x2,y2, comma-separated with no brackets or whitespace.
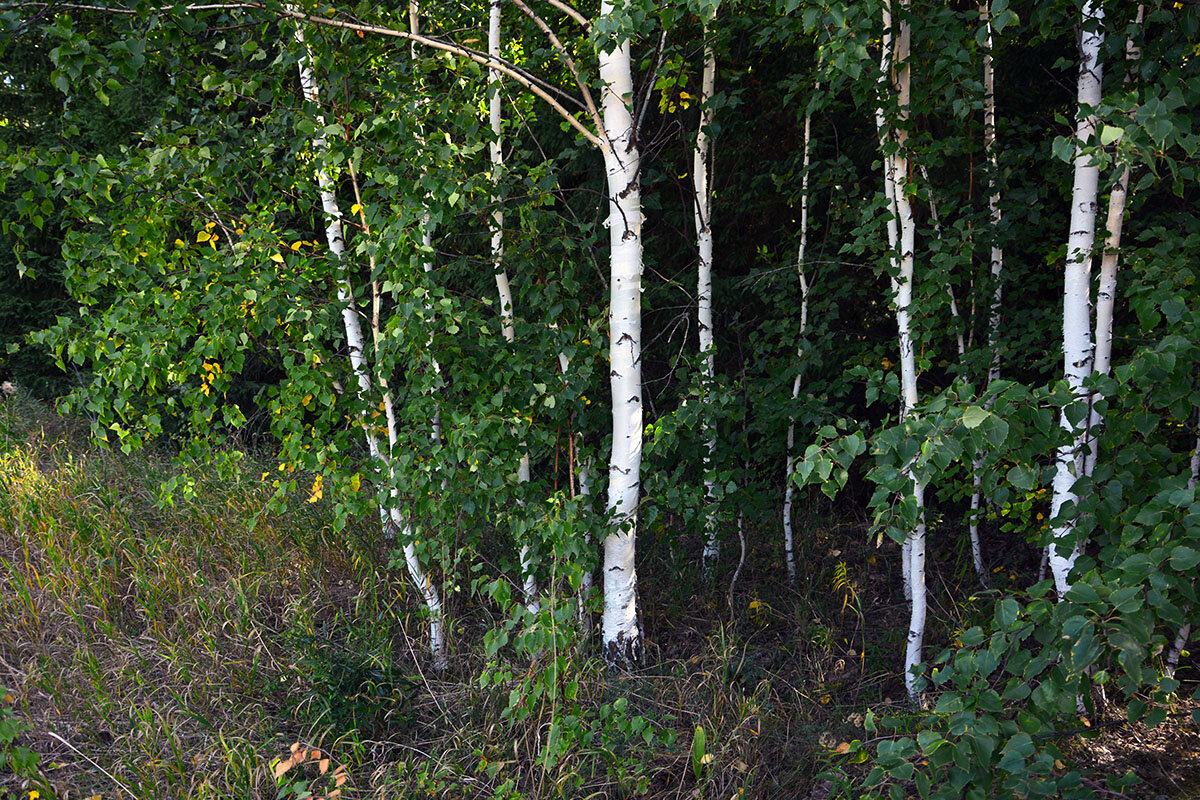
0,394,1196,799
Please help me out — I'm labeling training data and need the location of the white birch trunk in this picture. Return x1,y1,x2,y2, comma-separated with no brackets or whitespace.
408,1,446,453
1048,0,1105,596
578,453,594,597
1082,5,1142,480
693,28,719,576
782,96,814,586
294,24,445,667
598,2,645,665
878,0,926,699
965,0,1004,588
982,0,1004,387
487,0,539,615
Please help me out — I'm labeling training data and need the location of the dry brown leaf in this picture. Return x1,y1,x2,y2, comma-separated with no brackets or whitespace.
834,742,852,755
319,758,330,775
290,742,301,755
274,758,294,778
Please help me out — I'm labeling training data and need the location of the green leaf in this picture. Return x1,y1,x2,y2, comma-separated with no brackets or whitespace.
1170,546,1200,571
994,598,1020,629
1007,465,1036,491
962,405,989,429
691,725,707,780
1099,124,1124,146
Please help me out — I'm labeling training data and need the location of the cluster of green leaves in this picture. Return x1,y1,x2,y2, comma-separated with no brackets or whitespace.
0,688,43,791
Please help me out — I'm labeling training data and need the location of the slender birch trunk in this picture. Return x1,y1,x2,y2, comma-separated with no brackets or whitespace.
920,164,985,584
598,0,645,665
693,25,719,576
577,452,594,596
1082,5,1142,481
487,0,539,615
409,1,446,452
982,0,1004,388
969,0,1004,588
294,23,445,667
782,93,814,586
1048,0,1105,596
877,0,926,699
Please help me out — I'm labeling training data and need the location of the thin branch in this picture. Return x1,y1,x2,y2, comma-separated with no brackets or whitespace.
269,4,602,147
543,0,589,30
509,0,604,140
634,28,667,136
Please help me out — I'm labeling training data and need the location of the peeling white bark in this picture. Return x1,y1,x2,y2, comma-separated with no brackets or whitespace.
783,93,814,586
486,0,539,616
598,0,645,665
982,0,1004,387
1082,5,1142,481
294,22,445,668
693,28,719,576
877,0,926,700
1049,0,1105,596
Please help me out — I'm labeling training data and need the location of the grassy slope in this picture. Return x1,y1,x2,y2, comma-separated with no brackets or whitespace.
0,397,422,798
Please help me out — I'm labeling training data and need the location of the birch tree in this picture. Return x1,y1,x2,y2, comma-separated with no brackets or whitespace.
486,0,540,615
693,17,719,576
1081,5,1143,482
875,0,926,699
1047,0,1105,596
293,20,446,667
964,0,1005,589
596,0,647,664
782,86,815,586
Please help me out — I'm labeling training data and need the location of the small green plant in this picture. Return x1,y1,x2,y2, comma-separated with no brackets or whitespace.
0,688,42,789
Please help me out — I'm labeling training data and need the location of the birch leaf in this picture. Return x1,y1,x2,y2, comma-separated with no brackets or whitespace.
962,405,989,429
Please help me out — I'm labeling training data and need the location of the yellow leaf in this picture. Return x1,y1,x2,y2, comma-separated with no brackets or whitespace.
174,238,185,247
291,240,303,250
700,753,715,765
302,394,313,408
308,476,323,503
349,473,361,492
204,221,216,231
350,203,363,215
270,253,285,263
196,231,211,243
